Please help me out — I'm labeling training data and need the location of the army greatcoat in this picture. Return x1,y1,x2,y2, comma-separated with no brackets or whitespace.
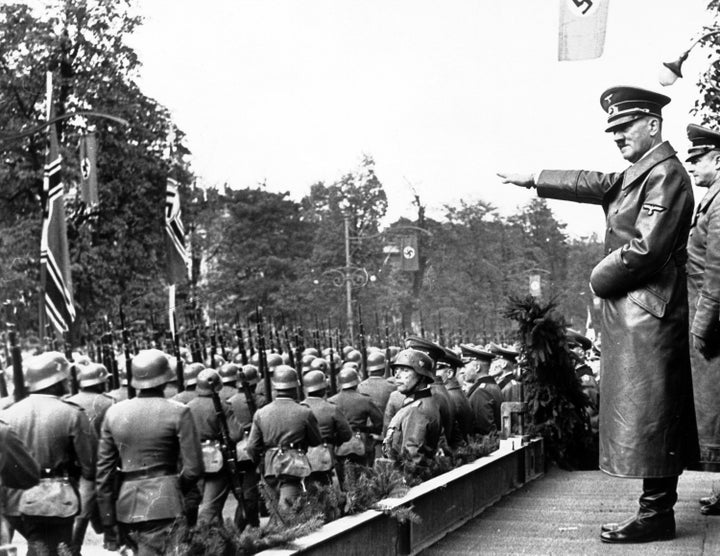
687,178,720,470
96,392,203,526
467,377,502,435
537,141,699,477
445,378,473,441
328,389,383,435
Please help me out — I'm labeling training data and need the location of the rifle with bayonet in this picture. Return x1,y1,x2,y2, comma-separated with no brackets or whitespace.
119,308,136,398
255,307,271,403
64,331,79,395
208,372,247,531
9,325,26,402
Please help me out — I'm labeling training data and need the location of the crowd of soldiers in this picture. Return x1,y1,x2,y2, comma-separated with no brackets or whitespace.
0,327,600,556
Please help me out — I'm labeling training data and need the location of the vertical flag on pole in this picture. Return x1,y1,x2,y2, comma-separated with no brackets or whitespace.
40,72,75,333
165,175,188,340
558,0,610,61
399,235,419,272
79,132,99,208
165,176,188,285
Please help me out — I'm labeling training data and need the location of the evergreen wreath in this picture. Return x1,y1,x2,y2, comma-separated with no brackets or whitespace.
504,294,596,470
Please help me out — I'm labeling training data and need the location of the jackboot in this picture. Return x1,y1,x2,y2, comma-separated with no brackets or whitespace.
600,476,677,544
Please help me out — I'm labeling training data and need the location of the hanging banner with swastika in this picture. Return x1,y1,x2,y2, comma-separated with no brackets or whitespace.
399,235,419,272
558,0,610,61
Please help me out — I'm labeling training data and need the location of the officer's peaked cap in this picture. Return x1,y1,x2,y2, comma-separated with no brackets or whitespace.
600,86,670,133
686,123,720,162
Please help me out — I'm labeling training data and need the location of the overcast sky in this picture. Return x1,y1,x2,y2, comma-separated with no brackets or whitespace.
127,0,713,238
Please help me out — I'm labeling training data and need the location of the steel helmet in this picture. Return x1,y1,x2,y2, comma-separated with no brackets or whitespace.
302,347,319,358
219,362,239,384
272,365,299,390
131,349,174,390
301,354,317,368
196,368,223,395
391,348,435,380
344,349,362,365
266,352,284,369
25,351,69,392
309,357,329,374
366,351,386,375
184,362,205,387
249,352,260,366
337,368,360,390
77,362,109,388
303,370,327,394
240,364,259,385
342,345,355,358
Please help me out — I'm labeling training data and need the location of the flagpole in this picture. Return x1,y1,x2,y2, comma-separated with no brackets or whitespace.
38,70,53,340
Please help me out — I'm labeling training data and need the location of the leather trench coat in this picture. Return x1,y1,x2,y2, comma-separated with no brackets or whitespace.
537,141,699,478
687,178,720,470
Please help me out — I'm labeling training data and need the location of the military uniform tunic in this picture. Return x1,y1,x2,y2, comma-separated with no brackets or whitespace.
384,389,441,465
687,178,720,469
96,393,203,526
301,396,353,446
66,390,114,437
358,375,396,414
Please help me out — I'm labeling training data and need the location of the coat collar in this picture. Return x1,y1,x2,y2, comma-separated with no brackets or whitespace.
697,178,720,214
622,141,676,189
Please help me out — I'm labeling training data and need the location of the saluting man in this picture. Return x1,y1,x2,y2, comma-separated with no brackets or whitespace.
684,124,720,515
499,86,698,544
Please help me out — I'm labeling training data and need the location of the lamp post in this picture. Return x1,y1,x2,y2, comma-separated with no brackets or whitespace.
344,213,354,342
659,28,720,86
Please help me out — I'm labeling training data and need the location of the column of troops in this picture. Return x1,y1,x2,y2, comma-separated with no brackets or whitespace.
0,328,601,555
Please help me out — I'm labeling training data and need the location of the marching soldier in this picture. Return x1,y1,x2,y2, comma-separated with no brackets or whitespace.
227,364,261,529
171,362,204,405
186,369,236,525
329,368,383,474
97,349,203,555
462,344,503,435
255,353,284,408
66,362,114,437
357,351,395,414
246,365,322,514
218,362,239,403
383,349,441,467
301,370,352,501
2,351,96,556
66,362,115,550
107,366,129,402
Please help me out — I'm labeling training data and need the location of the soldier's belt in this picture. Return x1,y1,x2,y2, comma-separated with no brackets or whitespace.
121,464,177,481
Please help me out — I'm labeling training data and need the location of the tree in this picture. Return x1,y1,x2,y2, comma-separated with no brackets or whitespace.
0,1,192,339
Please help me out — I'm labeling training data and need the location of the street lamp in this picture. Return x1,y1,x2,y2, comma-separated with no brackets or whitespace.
659,29,720,86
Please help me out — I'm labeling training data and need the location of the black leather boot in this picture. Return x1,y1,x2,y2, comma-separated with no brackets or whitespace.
600,514,635,533
600,476,677,543
700,493,718,506
701,497,720,515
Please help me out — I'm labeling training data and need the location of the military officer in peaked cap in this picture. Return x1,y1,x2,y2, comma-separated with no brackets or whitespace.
461,344,503,435
499,86,698,543
2,351,96,556
488,343,522,403
97,349,203,554
437,347,473,443
683,124,720,515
